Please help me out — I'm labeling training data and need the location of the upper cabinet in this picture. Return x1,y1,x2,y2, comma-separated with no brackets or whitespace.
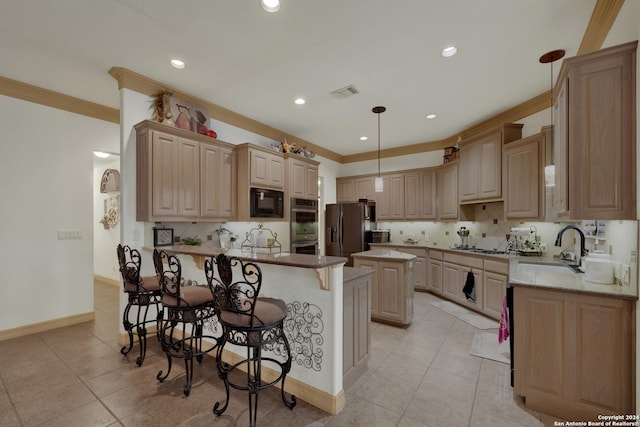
436,161,459,220
245,146,285,190
458,124,523,203
553,41,637,220
336,176,376,203
376,173,405,220
135,120,237,222
503,131,544,220
287,155,319,201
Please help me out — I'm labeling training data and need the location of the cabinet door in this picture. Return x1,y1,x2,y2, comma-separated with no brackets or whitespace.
504,134,542,219
200,144,221,217
429,259,442,294
459,142,480,201
478,135,502,199
514,287,565,401
219,147,237,218
458,268,483,310
420,169,437,219
569,47,635,219
483,271,506,320
177,138,200,218
353,259,379,316
289,160,307,198
250,150,284,189
305,165,319,200
412,257,426,291
151,131,179,216
376,174,405,220
355,177,375,201
378,261,404,323
437,163,458,219
442,262,460,300
404,172,420,219
337,178,355,202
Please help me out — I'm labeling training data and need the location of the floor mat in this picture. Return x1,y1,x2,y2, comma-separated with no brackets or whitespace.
430,300,499,330
469,331,510,364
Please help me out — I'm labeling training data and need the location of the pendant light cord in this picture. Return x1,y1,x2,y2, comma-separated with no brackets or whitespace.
377,113,381,177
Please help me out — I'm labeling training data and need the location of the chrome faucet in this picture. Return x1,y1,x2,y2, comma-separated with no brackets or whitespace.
554,225,588,261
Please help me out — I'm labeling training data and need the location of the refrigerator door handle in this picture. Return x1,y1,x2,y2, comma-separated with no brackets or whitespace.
339,211,344,252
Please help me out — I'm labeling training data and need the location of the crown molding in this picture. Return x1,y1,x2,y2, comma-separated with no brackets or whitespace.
0,76,119,124
108,67,342,163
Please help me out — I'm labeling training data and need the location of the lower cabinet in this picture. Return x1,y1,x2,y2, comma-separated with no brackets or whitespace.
514,286,634,420
353,256,414,327
442,252,484,312
428,250,443,294
373,245,428,292
343,268,372,390
482,260,508,319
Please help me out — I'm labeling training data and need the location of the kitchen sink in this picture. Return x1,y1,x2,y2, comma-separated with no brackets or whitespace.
518,262,581,274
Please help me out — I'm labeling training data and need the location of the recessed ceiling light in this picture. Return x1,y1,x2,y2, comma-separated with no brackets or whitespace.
93,151,110,158
294,97,306,105
262,0,280,12
426,114,437,119
360,136,368,141
441,46,458,58
170,59,185,69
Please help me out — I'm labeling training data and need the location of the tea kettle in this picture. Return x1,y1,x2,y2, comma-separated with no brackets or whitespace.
457,226,470,248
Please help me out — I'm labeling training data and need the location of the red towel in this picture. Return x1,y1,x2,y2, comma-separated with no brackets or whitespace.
498,295,509,344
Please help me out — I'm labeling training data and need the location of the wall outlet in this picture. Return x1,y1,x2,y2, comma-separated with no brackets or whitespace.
621,264,630,286
399,230,404,235
421,230,426,235
613,262,622,280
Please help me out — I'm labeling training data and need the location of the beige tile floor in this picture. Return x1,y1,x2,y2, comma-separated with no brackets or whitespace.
0,280,556,427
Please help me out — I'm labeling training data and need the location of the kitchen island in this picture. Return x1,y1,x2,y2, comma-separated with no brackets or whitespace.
352,249,416,326
150,245,348,414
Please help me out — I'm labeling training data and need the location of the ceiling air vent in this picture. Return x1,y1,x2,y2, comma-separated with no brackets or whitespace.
330,84,359,99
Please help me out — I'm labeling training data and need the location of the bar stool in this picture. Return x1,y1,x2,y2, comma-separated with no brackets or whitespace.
152,249,219,396
116,244,163,367
204,254,296,427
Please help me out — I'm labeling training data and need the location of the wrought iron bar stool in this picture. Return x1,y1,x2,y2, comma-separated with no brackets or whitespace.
152,249,219,396
204,253,296,427
116,244,163,367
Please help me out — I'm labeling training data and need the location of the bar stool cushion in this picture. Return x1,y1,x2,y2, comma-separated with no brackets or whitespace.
161,285,216,307
123,270,160,293
219,297,287,328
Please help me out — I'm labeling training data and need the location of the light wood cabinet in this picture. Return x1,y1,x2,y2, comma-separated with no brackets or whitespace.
514,286,634,420
404,171,421,219
287,156,319,200
249,147,285,189
553,41,637,220
436,162,458,220
375,173,405,220
428,250,443,294
201,144,237,219
336,176,376,203
336,178,356,202
503,132,544,220
136,120,236,222
420,168,437,219
482,260,508,319
442,261,483,312
375,245,428,292
459,124,522,203
353,256,414,327
343,268,372,390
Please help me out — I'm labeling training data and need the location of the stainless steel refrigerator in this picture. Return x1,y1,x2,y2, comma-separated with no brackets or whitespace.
325,201,375,266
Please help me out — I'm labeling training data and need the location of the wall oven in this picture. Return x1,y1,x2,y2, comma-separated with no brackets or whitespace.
290,198,319,255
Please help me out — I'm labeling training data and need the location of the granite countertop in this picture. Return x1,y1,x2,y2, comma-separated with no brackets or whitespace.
149,245,347,269
351,248,417,261
343,266,375,282
509,259,638,300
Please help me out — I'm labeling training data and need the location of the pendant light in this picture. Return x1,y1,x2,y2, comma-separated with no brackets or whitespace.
373,106,386,192
539,49,565,187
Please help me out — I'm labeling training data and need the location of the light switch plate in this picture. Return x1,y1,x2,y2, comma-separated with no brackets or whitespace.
57,230,83,240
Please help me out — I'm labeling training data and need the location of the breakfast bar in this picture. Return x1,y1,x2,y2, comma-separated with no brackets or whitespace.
152,245,348,414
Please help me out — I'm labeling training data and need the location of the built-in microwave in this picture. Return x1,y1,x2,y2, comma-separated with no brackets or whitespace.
250,188,285,218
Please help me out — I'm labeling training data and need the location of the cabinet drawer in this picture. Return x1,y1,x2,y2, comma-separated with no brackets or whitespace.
484,259,508,274
443,253,483,269
429,250,443,260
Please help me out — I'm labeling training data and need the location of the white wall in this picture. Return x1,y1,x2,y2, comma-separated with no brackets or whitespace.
93,157,120,281
0,95,119,330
